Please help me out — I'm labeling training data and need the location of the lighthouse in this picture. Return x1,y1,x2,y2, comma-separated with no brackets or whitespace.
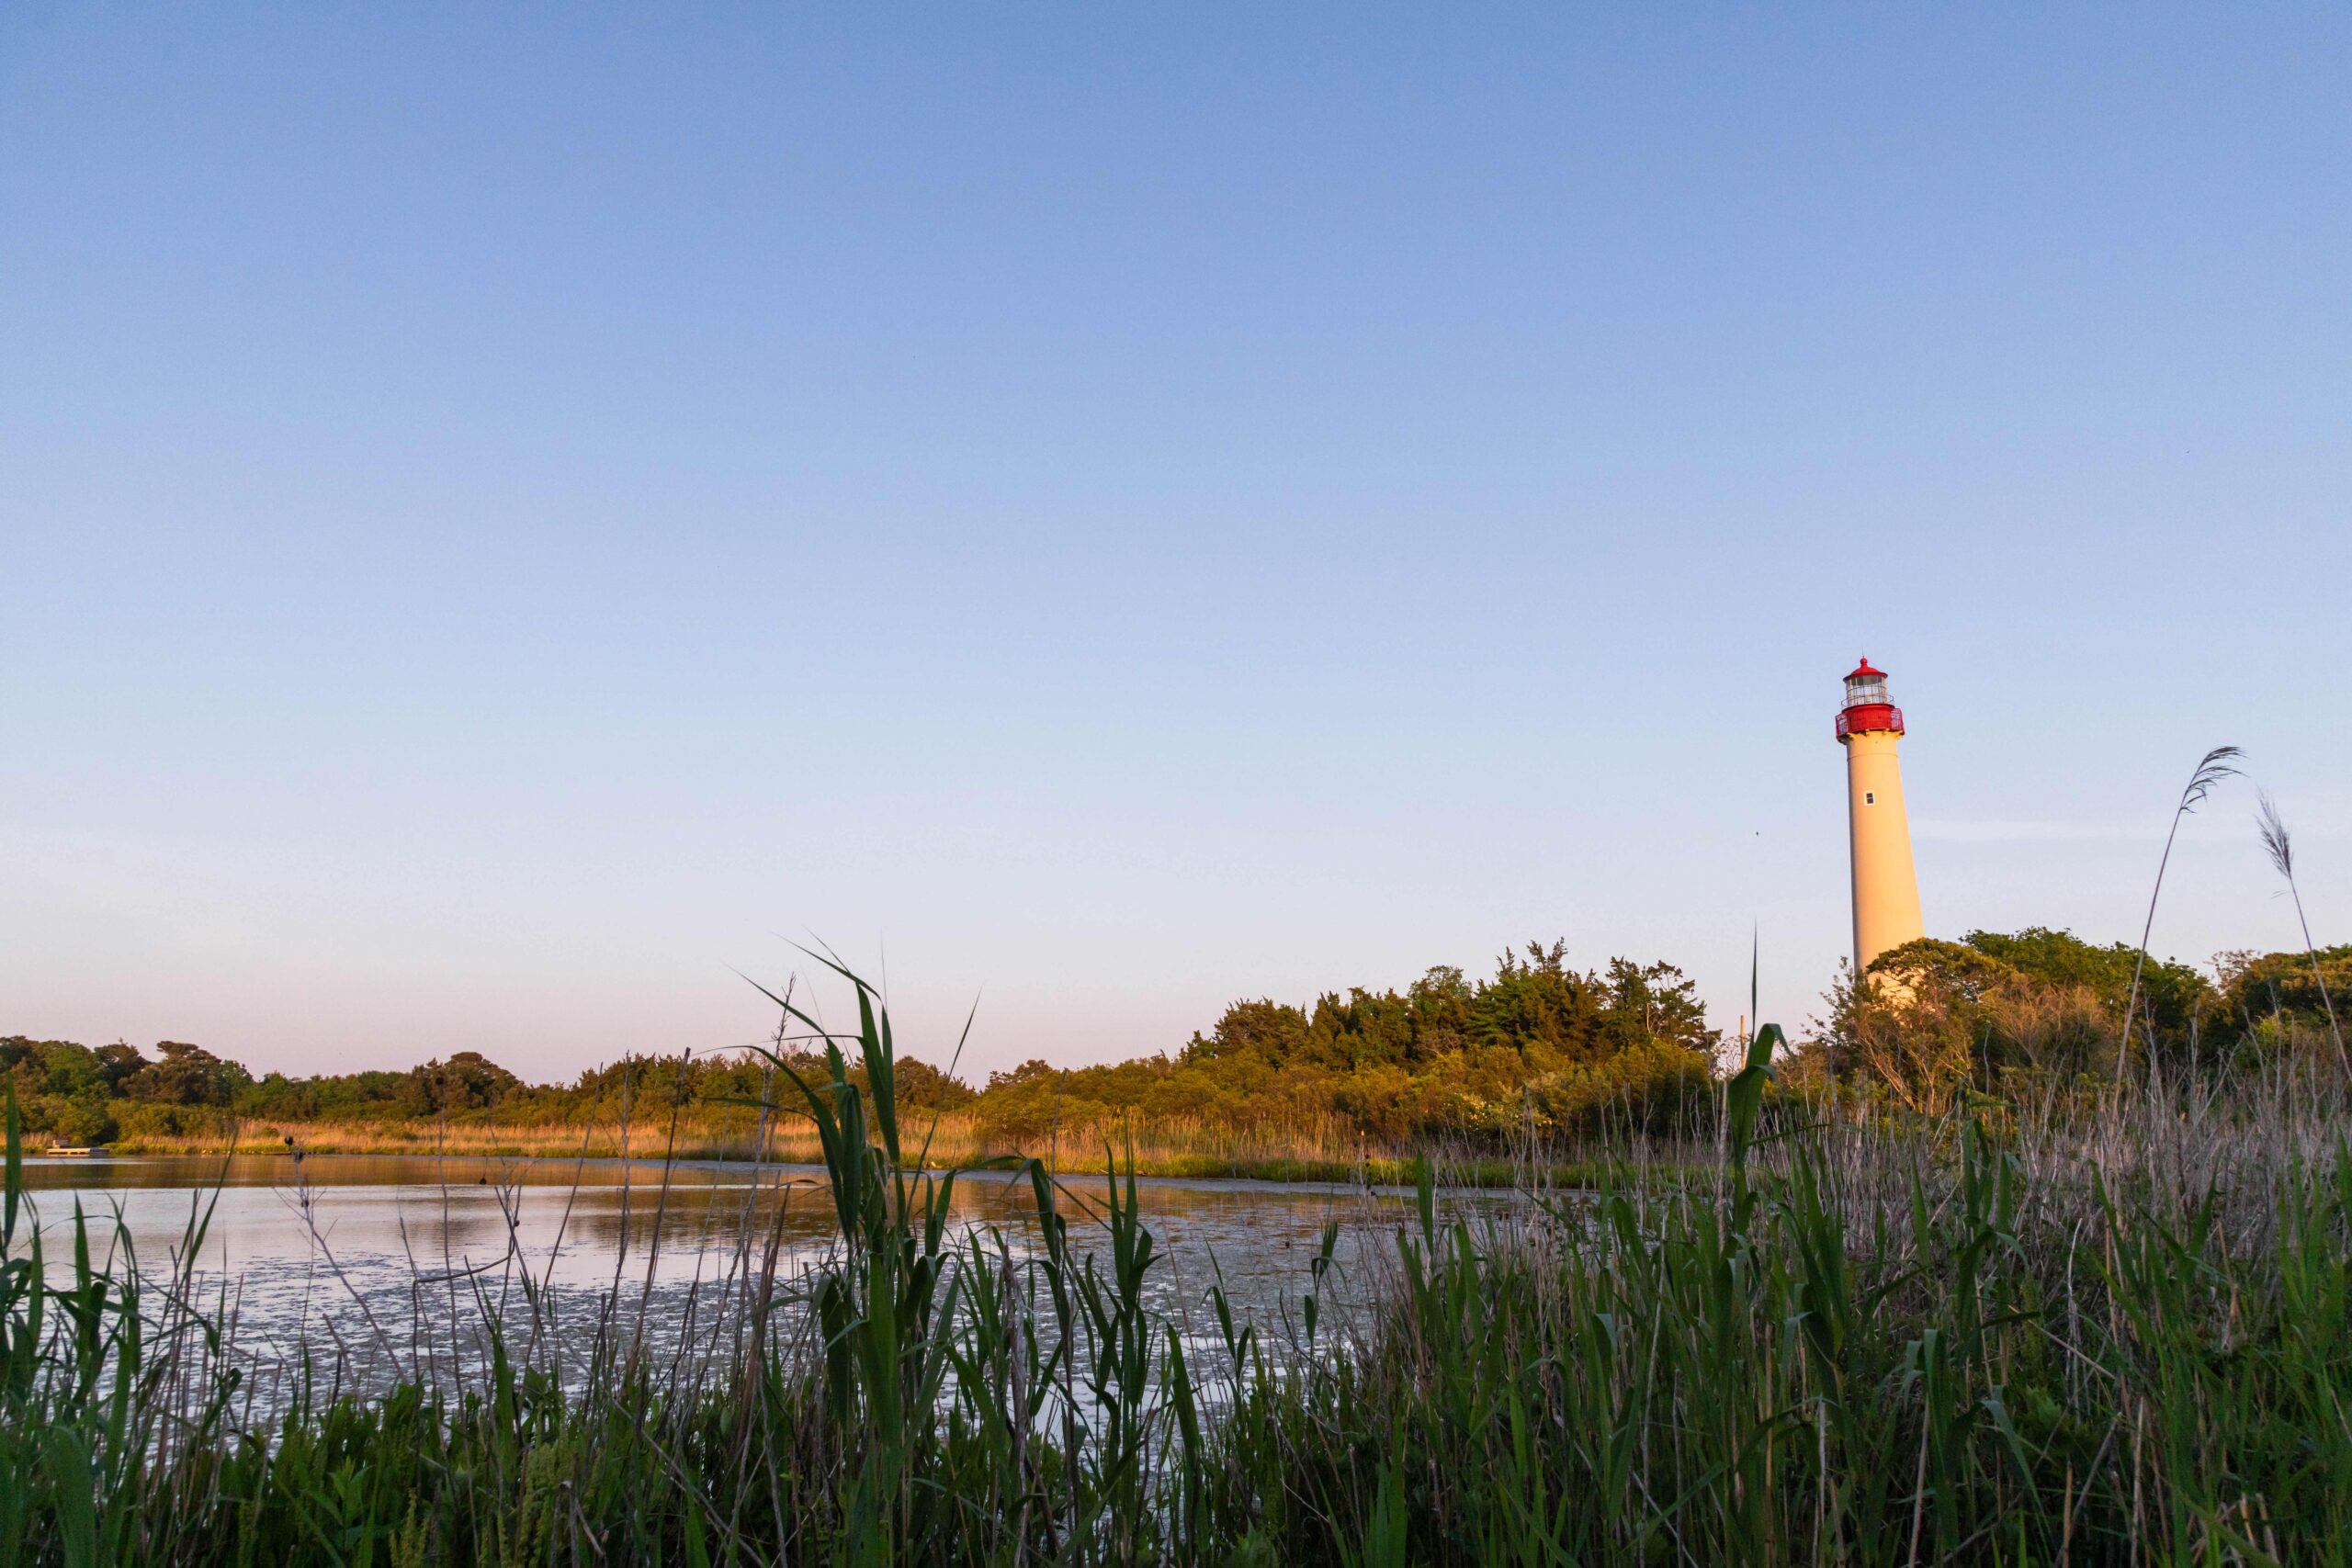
1836,657,1925,975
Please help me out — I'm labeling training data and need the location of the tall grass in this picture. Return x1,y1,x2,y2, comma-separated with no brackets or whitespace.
1256,1055,2352,1563
2118,745,2240,1076
102,1107,1404,1182
6,972,2352,1564
104,1112,1651,1192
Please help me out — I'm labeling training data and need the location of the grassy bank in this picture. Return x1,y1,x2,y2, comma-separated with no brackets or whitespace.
103,1107,1359,1171
102,1111,1618,1188
7,981,2352,1563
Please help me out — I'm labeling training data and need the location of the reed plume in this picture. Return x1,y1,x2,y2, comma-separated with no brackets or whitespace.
2117,744,2240,1076
2257,789,2346,1072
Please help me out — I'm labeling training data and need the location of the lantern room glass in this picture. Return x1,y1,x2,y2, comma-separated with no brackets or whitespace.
1844,672,1888,707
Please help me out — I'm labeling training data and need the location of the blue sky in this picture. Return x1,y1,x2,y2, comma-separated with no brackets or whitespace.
5,5,2347,1080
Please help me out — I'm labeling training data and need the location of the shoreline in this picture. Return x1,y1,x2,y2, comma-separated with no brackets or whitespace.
88,1138,1635,1190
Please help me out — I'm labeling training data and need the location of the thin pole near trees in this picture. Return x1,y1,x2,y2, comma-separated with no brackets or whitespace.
2117,746,2241,1078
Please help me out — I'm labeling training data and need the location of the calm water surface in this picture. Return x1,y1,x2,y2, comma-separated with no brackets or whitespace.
13,1154,1507,1411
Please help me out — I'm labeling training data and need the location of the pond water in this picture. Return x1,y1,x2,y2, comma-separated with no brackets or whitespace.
11,1154,1509,1414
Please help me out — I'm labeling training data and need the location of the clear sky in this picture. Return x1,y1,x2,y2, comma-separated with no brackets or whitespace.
6,5,2347,1081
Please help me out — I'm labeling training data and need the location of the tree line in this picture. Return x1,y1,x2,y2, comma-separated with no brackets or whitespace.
11,929,2342,1148
4,942,1716,1146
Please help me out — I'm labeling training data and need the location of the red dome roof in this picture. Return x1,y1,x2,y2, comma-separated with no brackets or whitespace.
1845,656,1885,682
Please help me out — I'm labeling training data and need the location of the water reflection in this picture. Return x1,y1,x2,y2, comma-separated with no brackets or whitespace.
13,1154,1510,1414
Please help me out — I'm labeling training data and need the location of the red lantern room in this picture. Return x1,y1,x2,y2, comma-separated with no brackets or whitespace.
1835,656,1904,742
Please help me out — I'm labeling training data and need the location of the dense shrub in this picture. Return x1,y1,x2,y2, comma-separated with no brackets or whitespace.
1796,928,2324,1107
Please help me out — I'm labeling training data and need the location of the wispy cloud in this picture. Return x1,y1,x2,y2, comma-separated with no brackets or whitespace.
1913,819,2165,844
1915,818,2347,846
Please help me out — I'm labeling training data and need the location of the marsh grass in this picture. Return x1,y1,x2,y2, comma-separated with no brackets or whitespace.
104,1107,1358,1170
6,971,2352,1565
103,1109,1633,1190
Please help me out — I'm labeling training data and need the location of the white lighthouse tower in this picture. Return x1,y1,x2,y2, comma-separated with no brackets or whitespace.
1836,656,1925,975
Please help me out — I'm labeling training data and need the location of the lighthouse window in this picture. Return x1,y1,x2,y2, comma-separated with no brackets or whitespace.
1865,792,1876,804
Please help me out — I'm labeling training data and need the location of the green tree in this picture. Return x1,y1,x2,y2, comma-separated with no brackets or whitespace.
127,1042,240,1107
1182,999,1311,1069
93,1042,148,1092
401,1051,526,1115
1597,959,1720,1055
1963,927,2211,1052
2216,945,2352,1062
40,1041,105,1098
48,1093,118,1146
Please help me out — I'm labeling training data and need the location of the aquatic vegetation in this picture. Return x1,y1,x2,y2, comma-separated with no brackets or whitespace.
6,973,2352,1563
